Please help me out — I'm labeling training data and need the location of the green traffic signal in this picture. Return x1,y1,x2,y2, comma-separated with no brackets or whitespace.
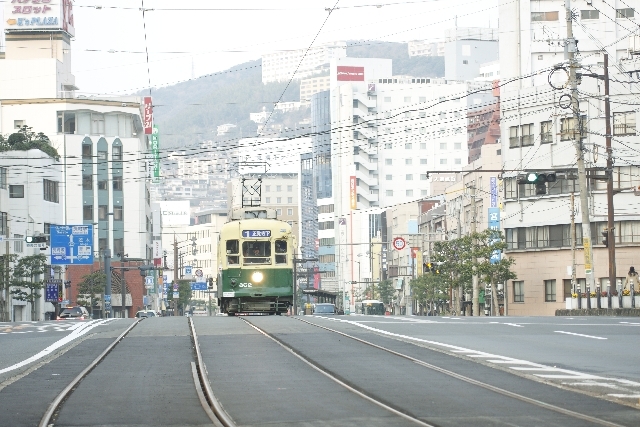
526,173,539,183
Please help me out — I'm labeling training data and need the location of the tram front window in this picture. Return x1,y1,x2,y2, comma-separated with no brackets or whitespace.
243,242,271,264
226,240,239,265
275,240,287,264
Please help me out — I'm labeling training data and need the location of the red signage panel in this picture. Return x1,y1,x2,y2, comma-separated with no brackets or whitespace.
337,66,364,81
143,96,153,135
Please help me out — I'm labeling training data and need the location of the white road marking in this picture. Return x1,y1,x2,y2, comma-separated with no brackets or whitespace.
555,331,607,340
504,323,524,327
0,320,112,375
319,317,640,399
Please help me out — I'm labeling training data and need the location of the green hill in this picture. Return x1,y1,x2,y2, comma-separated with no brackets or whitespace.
151,41,444,149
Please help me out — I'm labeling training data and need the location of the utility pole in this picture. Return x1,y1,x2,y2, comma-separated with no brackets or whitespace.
604,53,616,300
471,182,479,317
104,248,111,318
173,236,178,317
456,203,462,315
571,193,579,308
566,0,596,292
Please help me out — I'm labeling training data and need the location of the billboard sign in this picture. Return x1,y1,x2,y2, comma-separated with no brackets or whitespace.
490,177,498,208
337,66,364,81
488,207,501,264
151,125,160,181
349,176,357,210
152,240,162,259
5,0,75,36
159,201,190,226
143,97,153,135
45,280,61,303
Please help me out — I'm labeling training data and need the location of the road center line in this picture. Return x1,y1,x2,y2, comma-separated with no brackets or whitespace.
554,331,607,340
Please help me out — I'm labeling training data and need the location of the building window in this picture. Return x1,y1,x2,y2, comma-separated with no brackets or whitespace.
509,125,519,148
287,185,293,192
540,120,553,143
0,167,6,189
455,158,462,165
287,208,293,216
613,112,636,135
384,97,391,102
544,279,557,302
406,189,413,197
287,197,292,203
385,159,392,165
405,143,412,149
113,205,123,221
98,180,108,190
276,208,282,216
276,185,282,192
513,281,524,302
440,142,447,150
9,185,24,198
112,145,122,160
405,159,412,165
386,190,393,196
521,123,534,146
265,197,271,203
98,205,108,220
265,185,271,192
581,10,599,19
531,11,559,21
406,174,413,180
109,176,123,192
82,144,92,159
386,174,392,181
82,175,92,190
420,159,427,165
0,212,6,236
454,142,462,150
43,179,59,203
420,143,426,149
440,158,447,165
462,60,468,64
276,197,282,203
113,238,124,257
83,205,93,221
420,174,428,180
404,96,411,103
616,8,634,18
14,234,23,253
560,116,587,140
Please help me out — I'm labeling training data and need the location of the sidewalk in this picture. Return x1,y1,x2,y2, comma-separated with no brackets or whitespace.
556,308,640,316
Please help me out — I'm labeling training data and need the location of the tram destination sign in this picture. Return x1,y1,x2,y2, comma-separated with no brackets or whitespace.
242,230,271,238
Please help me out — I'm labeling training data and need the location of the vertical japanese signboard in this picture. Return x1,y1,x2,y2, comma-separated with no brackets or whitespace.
490,177,498,208
151,125,160,183
143,96,153,135
349,176,357,210
488,207,501,264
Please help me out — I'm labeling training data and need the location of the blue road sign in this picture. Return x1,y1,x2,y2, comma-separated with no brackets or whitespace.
45,281,59,302
50,225,94,265
104,295,112,311
191,282,207,291
184,265,192,275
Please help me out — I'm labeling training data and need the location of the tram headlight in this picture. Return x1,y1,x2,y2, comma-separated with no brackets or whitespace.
251,271,264,283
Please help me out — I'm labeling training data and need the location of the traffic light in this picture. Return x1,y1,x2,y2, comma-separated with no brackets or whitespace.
518,172,557,195
138,265,155,276
25,236,47,243
602,230,609,247
207,278,214,289
57,282,63,302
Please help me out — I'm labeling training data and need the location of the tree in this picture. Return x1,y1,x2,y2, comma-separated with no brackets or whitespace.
176,280,193,315
411,273,449,315
76,270,106,319
377,279,395,307
474,230,517,316
1,126,60,160
10,254,47,321
0,254,18,322
432,235,474,314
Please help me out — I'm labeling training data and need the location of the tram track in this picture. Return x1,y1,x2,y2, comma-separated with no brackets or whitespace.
38,319,141,427
240,316,629,427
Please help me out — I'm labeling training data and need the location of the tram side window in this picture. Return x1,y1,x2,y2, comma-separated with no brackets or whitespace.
275,240,287,264
243,241,271,264
226,240,239,265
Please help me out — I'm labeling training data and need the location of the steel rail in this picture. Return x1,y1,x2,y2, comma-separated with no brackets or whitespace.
239,317,435,427
38,319,141,427
296,317,626,427
188,317,236,427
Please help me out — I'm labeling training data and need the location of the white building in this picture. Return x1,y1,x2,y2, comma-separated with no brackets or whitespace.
499,0,640,315
300,75,331,104
325,57,496,311
233,137,311,175
408,40,445,57
261,41,346,84
0,11,152,319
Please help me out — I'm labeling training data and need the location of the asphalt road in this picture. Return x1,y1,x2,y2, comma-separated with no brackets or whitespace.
1,314,639,427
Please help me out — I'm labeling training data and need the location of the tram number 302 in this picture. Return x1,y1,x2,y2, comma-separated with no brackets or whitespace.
239,282,253,288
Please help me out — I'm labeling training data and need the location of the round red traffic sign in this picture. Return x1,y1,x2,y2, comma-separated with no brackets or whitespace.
392,237,406,251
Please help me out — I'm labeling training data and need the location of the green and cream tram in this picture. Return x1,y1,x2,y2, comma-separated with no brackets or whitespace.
217,207,295,315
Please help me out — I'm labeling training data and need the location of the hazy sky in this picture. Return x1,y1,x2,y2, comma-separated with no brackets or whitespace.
23,0,499,95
